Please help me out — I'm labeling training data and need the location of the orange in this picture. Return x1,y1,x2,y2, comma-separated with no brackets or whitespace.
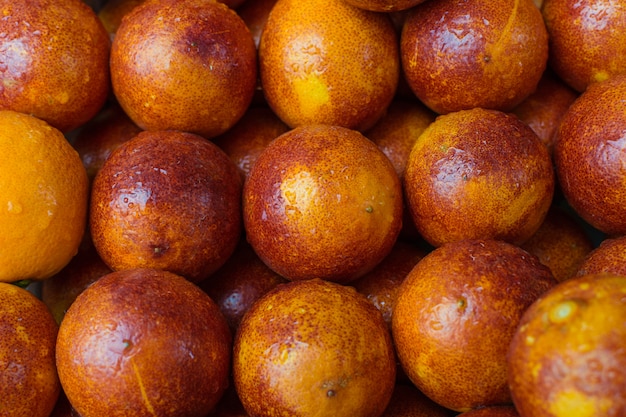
520,205,595,282
41,242,112,325
0,110,89,282
508,273,626,416
364,98,436,179
512,70,579,154
238,0,279,49
233,278,396,417
403,107,554,247
351,240,428,383
89,129,242,283
97,0,147,39
575,235,626,277
199,239,288,333
259,0,399,131
401,0,548,114
364,96,435,242
0,282,60,417
72,103,143,182
0,0,111,132
364,98,436,242
220,0,248,9
56,268,232,417
352,240,428,329
392,239,556,412
213,105,290,181
110,0,257,139
542,0,626,92
553,73,626,236
243,124,403,283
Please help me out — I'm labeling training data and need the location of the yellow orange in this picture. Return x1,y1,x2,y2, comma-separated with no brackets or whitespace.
259,0,399,131
0,110,89,282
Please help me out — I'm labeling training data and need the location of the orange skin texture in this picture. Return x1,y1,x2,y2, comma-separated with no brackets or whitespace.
0,110,89,282
341,0,428,12
233,278,397,417
199,239,288,334
89,130,242,283
381,383,455,417
259,0,399,131
110,0,257,139
392,239,557,412
554,74,626,236
404,108,554,248
72,103,143,181
507,273,626,416
542,0,626,93
213,105,290,181
401,0,548,114
575,235,626,277
521,205,595,282
0,283,60,417
512,70,579,154
0,0,111,132
41,243,113,325
243,124,404,283
56,268,232,417
457,406,520,417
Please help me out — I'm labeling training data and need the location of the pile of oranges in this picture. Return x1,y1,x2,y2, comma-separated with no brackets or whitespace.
0,0,625,416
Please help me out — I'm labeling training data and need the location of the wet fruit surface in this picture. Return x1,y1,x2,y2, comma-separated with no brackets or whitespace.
0,282,60,417
392,239,556,412
0,0,111,132
554,73,626,235
508,273,626,417
233,278,397,417
259,0,399,131
404,108,554,247
0,110,89,282
90,130,242,283
542,0,626,92
401,0,548,114
243,124,403,283
110,0,257,138
56,268,232,417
